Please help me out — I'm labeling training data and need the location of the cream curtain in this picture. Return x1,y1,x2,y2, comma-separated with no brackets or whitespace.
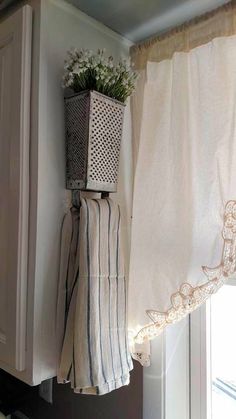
128,2,236,365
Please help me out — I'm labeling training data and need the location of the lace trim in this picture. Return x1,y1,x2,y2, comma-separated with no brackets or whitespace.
134,200,236,344
132,352,151,367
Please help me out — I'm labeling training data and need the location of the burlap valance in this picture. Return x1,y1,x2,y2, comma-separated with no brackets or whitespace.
131,1,236,68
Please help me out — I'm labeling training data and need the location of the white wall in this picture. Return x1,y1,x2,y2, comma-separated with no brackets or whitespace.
32,0,132,384
144,318,189,419
143,334,166,419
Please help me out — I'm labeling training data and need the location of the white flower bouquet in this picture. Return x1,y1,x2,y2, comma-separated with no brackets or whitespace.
62,48,137,103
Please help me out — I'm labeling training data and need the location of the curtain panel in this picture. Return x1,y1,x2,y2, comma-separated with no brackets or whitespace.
129,5,236,365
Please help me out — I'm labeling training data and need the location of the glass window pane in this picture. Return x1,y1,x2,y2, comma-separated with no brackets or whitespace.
211,284,236,419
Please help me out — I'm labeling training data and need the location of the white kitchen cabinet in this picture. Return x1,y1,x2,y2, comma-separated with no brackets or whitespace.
0,0,131,386
0,5,32,373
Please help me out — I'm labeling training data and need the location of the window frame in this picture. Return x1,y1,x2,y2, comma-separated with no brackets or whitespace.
190,301,212,419
190,280,236,419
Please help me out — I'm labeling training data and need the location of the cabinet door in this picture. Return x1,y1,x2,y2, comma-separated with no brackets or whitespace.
0,5,32,371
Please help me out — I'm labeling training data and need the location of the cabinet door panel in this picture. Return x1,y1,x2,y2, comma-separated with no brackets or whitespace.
0,6,32,371
0,39,12,349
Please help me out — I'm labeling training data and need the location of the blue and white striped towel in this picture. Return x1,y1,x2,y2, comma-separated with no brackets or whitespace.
57,198,133,395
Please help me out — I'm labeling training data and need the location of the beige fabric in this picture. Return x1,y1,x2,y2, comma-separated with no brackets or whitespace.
131,1,236,69
128,35,236,365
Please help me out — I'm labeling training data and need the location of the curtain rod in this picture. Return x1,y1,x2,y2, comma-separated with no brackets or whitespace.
131,0,236,54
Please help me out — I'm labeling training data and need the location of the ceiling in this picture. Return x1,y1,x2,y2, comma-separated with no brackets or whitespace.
0,0,230,42
67,0,229,43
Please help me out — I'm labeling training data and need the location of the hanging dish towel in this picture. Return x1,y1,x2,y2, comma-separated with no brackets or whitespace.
57,198,133,395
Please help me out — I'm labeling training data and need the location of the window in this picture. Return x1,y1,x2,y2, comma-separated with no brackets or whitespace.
191,280,236,419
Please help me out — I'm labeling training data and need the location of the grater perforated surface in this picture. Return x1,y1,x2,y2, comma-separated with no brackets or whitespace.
65,90,124,192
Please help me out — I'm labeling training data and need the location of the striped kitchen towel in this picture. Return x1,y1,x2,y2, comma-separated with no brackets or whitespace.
57,197,133,395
